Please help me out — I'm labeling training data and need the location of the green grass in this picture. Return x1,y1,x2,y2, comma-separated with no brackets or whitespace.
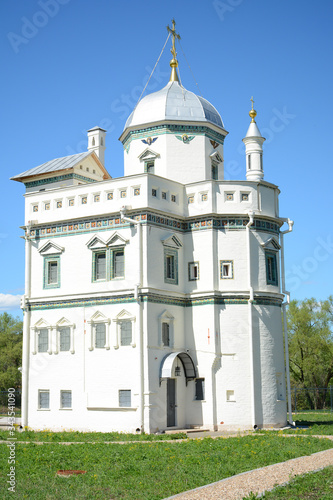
1,435,332,499
0,429,187,442
260,411,333,435
245,466,333,499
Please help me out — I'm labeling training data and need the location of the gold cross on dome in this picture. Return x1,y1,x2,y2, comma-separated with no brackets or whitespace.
250,96,254,110
167,18,181,59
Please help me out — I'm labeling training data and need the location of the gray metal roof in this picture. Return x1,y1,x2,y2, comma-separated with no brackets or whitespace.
11,151,92,180
124,81,224,130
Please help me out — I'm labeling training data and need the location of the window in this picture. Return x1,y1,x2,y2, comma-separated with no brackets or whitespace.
94,194,100,202
44,255,60,289
241,193,249,201
119,390,131,407
171,194,176,202
114,310,135,349
107,192,113,200
60,390,72,409
195,379,205,401
120,321,132,346
81,196,87,204
38,328,48,352
38,390,49,409
162,322,170,346
152,188,157,197
93,251,106,281
159,310,174,347
188,262,199,281
225,193,234,201
59,327,70,351
162,191,167,200
120,190,127,198
226,390,235,402
266,251,278,285
112,249,124,278
145,161,155,173
88,312,110,351
95,323,106,348
211,162,218,180
134,188,140,196
220,260,234,279
164,249,178,284
188,196,194,204
68,198,74,206
260,153,263,171
92,248,125,282
247,155,251,170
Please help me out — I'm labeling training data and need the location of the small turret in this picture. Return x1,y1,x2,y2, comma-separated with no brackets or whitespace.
242,98,265,182
87,126,106,165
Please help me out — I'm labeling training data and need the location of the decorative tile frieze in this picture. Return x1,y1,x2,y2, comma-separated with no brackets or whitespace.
27,212,280,239
24,173,95,188
28,292,282,311
122,124,226,151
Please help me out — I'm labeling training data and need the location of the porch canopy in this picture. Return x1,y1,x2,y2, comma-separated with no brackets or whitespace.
160,351,197,385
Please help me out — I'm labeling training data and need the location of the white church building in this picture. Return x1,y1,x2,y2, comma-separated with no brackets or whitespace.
12,24,293,433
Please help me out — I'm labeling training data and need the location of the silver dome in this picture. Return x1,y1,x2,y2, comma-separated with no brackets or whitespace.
124,81,224,130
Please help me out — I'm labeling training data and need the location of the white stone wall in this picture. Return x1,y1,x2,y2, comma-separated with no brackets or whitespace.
123,130,225,184
23,165,287,432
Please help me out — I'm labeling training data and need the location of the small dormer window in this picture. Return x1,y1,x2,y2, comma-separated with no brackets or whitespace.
145,161,155,173
211,161,218,180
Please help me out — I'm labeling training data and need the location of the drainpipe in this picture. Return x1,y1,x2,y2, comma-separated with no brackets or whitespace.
280,218,294,426
120,207,144,432
246,211,256,428
21,222,33,428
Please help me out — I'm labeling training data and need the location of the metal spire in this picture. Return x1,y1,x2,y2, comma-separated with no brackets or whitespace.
249,96,257,123
167,19,181,82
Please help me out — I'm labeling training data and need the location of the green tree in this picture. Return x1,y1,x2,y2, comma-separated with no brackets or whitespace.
0,312,23,390
287,296,333,409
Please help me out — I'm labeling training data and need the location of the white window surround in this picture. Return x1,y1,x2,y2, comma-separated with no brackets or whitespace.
119,389,132,408
113,310,136,349
159,310,174,348
188,261,199,281
32,319,52,355
209,151,223,164
210,151,222,181
60,390,72,410
87,311,111,351
138,147,160,164
38,389,50,410
54,317,75,355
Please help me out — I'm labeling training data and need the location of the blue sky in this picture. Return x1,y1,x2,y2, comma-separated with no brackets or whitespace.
1,0,333,318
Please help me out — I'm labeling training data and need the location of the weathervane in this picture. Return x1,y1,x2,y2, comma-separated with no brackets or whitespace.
167,19,181,82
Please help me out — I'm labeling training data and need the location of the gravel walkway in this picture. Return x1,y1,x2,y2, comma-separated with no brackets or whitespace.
164,447,333,500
